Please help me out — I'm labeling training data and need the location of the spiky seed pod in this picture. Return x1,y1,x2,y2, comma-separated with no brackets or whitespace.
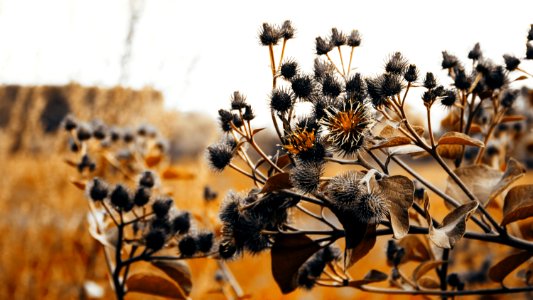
133,187,151,206
145,229,166,251
330,28,346,47
92,122,107,140
172,212,191,234
503,54,521,71
313,58,334,80
196,232,214,253
110,184,133,211
404,64,418,83
218,109,233,132
78,154,96,173
242,105,255,121
485,65,507,90
441,90,457,107
207,142,234,171
441,51,460,69
290,161,324,194
454,68,471,90
468,43,482,60
280,59,299,79
139,171,156,188
347,29,361,47
356,193,388,224
283,128,316,156
258,23,280,46
219,240,237,260
345,73,367,102
297,246,341,289
423,72,437,89
88,178,108,202
321,75,342,98
366,76,387,108
380,73,403,96
501,89,519,108
178,235,198,257
280,20,295,40
291,75,314,99
327,170,363,204
152,197,174,218
76,124,92,141
109,127,121,142
63,115,77,131
385,52,408,75
230,91,247,110
321,102,373,156
475,59,494,76
151,217,172,235
527,43,533,60
270,88,294,113
315,36,333,55
528,25,533,41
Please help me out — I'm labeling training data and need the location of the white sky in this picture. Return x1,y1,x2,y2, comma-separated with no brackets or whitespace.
0,0,532,125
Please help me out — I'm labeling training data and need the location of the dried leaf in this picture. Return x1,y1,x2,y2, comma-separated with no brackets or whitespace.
145,154,163,168
275,154,291,169
513,75,529,82
71,179,86,191
489,251,533,283
437,131,484,148
397,235,431,264
345,224,377,269
152,260,193,295
376,175,414,239
469,123,482,134
126,272,187,299
161,167,195,180
371,136,413,149
436,144,463,160
271,233,322,294
445,165,502,206
502,185,533,226
489,158,526,202
348,269,388,287
501,115,526,123
260,172,292,193
387,144,426,156
379,125,397,138
417,276,440,289
252,128,266,136
412,261,444,281
429,201,478,249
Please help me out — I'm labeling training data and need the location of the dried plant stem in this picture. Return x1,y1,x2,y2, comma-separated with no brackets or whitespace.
337,46,346,76
277,39,288,73
426,106,436,147
325,53,344,77
217,261,245,299
347,47,355,76
357,285,533,296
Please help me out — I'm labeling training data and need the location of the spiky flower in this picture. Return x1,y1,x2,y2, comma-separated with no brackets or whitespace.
283,128,317,155
320,102,373,156
290,161,324,194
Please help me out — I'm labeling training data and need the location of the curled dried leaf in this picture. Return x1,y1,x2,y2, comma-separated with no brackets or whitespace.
376,175,414,239
489,158,526,202
271,234,322,294
488,251,533,283
437,131,484,148
348,269,388,287
260,172,293,193
126,272,187,299
371,137,413,150
345,224,377,269
412,260,444,282
397,235,431,264
436,144,463,160
152,260,193,296
417,276,441,289
502,185,533,226
429,201,478,249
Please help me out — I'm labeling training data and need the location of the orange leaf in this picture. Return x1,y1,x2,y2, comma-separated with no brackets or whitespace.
437,131,484,148
371,136,413,150
502,185,533,226
489,251,533,283
71,179,86,191
260,173,292,193
500,115,526,123
161,167,195,180
151,260,192,295
126,272,186,299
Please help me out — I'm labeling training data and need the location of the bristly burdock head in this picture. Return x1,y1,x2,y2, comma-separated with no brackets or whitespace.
283,128,317,155
501,89,520,108
230,91,247,110
315,36,333,55
327,170,362,204
454,68,471,90
380,73,403,97
291,75,315,99
441,51,460,69
330,28,346,47
503,54,521,71
258,23,281,46
441,89,457,108
404,64,418,83
270,88,294,113
385,52,408,75
468,43,482,61
178,235,198,257
172,212,191,235
139,170,156,188
133,186,151,206
365,76,387,108
110,184,133,212
152,197,174,218
423,72,437,89
313,58,335,80
88,178,109,202
297,246,341,289
321,102,373,156
321,74,342,98
290,161,324,194
485,65,508,90
345,73,367,103
347,29,361,47
280,20,295,40
76,123,92,141
280,59,299,80
207,141,234,172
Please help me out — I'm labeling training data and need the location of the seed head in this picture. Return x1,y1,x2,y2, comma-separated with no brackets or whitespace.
297,246,341,289
145,229,166,251
78,154,96,173
207,142,234,171
528,24,533,41
280,20,295,40
152,197,174,218
290,161,324,194
133,187,151,206
172,212,191,234
63,115,77,131
330,28,346,47
468,43,482,61
380,73,403,96
454,68,471,90
283,128,316,156
503,54,521,71
88,178,108,202
178,235,198,257
230,91,247,110
527,43,533,60
441,51,460,69
441,89,457,107
242,105,255,121
327,170,363,204
385,52,408,75
313,58,334,80
218,109,233,132
501,89,519,108
270,88,294,113
76,124,92,141
196,232,214,253
321,102,373,156
291,75,314,99
280,59,299,79
258,23,280,46
404,64,418,83
365,77,386,108
110,184,133,211
423,72,437,89
139,171,156,188
485,65,507,90
315,36,333,55
347,29,361,47
345,73,367,102
321,74,342,98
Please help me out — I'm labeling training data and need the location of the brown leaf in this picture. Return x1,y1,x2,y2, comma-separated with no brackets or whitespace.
412,261,444,281
417,276,441,289
151,260,192,295
397,235,431,264
161,167,195,180
513,75,529,82
445,165,502,206
436,144,463,160
271,233,322,294
500,115,527,123
469,123,482,134
145,154,163,168
489,251,533,283
376,175,414,239
429,201,478,249
345,224,377,269
437,131,484,148
371,136,413,150
502,185,533,226
126,272,186,299
252,128,266,136
348,269,388,287
489,158,526,203
378,125,398,138
260,172,293,193
71,179,86,191
275,154,291,169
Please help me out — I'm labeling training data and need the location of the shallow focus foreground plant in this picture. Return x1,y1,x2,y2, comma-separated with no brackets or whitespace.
62,117,245,300
208,21,533,297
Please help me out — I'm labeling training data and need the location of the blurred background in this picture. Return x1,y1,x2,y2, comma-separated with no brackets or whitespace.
0,0,532,299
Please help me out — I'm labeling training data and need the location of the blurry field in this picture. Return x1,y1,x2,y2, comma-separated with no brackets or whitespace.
0,84,532,299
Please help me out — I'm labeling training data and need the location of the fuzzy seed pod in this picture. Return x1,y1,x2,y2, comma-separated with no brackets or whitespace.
179,235,198,257
145,229,166,251
207,142,234,171
88,178,108,202
290,161,324,194
152,197,174,218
